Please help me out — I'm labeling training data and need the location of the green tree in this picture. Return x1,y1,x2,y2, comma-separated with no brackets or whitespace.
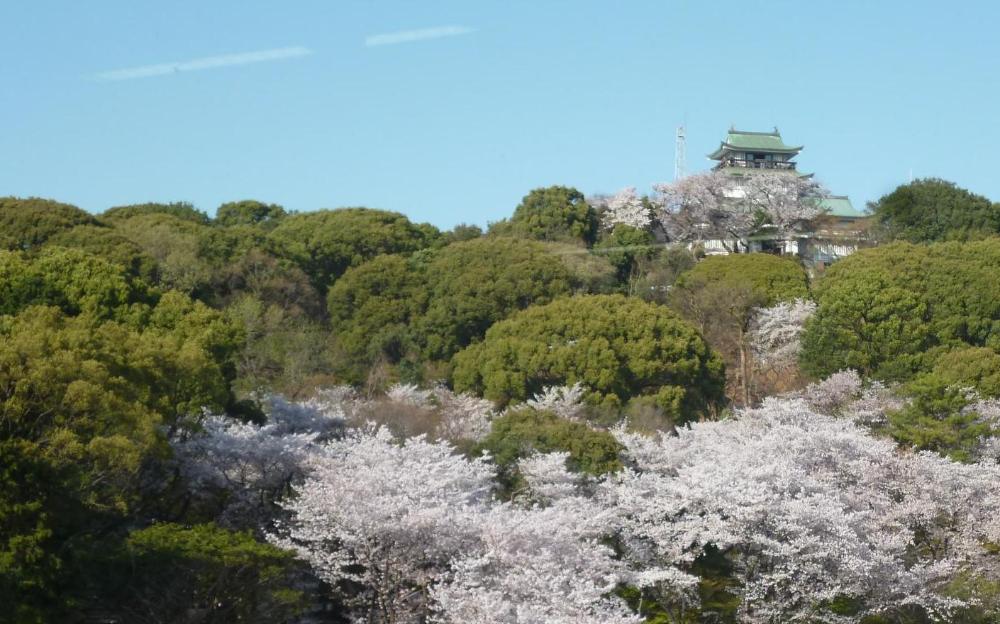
215,199,287,228
0,305,235,618
0,248,153,321
452,294,725,423
0,197,97,251
45,224,160,282
98,523,303,623
888,374,993,462
474,409,622,494
417,238,574,360
800,241,1000,381
670,254,809,405
870,178,1000,242
327,254,428,374
594,223,657,287
673,254,810,305
268,208,440,292
101,201,211,224
490,186,599,246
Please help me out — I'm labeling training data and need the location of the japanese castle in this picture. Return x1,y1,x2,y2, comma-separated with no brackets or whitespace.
704,128,868,265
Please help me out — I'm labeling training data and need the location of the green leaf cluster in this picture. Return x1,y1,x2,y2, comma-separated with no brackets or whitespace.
801,240,1000,381
268,207,440,292
870,178,1000,243
489,186,599,246
0,197,97,251
672,253,810,306
452,294,725,423
328,238,576,376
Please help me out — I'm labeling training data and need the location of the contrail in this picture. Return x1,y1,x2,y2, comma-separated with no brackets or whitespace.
91,46,312,81
365,25,474,47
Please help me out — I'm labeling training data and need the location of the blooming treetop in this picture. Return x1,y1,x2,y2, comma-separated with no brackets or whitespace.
603,187,652,231
651,171,825,246
749,299,817,370
607,397,1000,622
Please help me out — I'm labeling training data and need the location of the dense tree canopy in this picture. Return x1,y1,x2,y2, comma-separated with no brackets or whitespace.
672,253,810,305
417,238,575,360
0,197,97,251
0,248,153,320
45,224,160,282
215,199,288,228
490,186,599,246
452,294,725,422
670,253,810,405
475,408,623,481
870,178,1000,242
800,240,1000,380
101,201,211,224
268,207,440,291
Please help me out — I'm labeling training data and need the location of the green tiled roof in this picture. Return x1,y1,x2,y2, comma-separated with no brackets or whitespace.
817,196,864,218
709,128,803,159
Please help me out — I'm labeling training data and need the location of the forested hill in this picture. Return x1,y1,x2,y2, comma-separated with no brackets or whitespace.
2,178,1000,622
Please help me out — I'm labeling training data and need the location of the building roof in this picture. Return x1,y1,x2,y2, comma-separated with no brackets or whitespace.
817,195,864,218
708,128,803,159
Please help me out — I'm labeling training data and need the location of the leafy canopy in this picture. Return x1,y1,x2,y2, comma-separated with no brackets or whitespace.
490,185,599,246
800,240,1000,381
452,294,725,423
0,197,97,251
870,178,1000,242
268,207,440,291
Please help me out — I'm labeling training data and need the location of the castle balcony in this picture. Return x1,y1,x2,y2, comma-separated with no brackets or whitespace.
720,159,796,171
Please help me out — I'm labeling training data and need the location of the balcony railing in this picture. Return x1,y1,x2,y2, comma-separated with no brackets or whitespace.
721,159,796,170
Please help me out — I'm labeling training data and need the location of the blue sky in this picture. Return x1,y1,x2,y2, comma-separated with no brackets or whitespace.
2,1,997,229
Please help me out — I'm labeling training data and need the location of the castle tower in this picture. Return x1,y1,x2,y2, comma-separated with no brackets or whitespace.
708,127,802,175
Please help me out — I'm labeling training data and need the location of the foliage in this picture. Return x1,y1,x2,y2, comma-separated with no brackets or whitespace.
45,224,160,282
0,248,153,322
800,240,1000,381
475,409,623,486
215,199,287,228
444,222,483,243
594,224,656,284
327,254,428,371
608,397,1000,623
887,375,995,462
0,196,97,251
490,186,599,246
652,172,823,250
670,254,809,404
105,523,303,623
452,294,725,423
268,207,440,291
672,253,810,305
870,178,1000,242
418,238,574,360
102,200,211,224
0,305,234,618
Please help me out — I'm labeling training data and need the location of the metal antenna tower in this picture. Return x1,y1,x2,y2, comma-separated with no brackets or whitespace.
674,125,687,181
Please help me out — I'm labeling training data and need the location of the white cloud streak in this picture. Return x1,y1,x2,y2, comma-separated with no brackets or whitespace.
365,25,474,47
91,46,312,81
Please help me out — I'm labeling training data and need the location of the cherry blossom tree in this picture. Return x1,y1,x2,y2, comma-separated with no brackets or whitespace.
522,383,587,421
749,299,817,370
602,187,652,231
652,171,825,251
432,501,638,624
606,397,1000,622
271,427,495,623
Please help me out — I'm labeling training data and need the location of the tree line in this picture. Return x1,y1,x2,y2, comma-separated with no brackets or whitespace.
2,175,1000,622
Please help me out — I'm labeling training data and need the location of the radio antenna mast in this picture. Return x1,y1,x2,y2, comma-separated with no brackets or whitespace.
674,125,687,181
